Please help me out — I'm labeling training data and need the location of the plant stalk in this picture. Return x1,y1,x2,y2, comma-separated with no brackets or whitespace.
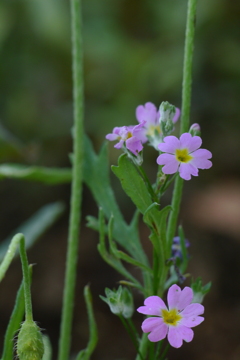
58,0,84,359
167,0,198,250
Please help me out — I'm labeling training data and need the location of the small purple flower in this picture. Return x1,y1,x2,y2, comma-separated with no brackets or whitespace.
157,133,212,180
137,284,204,348
106,123,146,156
172,236,190,259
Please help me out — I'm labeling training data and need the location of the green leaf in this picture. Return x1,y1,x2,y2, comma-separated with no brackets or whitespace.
97,209,143,291
111,154,153,214
83,137,149,266
143,204,171,255
0,164,71,184
76,286,98,360
1,278,25,360
0,202,64,262
42,336,52,360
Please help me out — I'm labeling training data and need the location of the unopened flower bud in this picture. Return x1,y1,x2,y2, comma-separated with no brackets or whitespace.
17,320,44,360
159,101,177,136
189,123,201,137
100,286,134,318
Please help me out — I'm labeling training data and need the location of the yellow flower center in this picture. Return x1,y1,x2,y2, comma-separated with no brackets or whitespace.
175,148,193,163
161,308,182,326
126,132,133,139
147,125,161,137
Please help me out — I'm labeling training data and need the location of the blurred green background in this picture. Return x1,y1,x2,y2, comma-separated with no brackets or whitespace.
0,0,240,359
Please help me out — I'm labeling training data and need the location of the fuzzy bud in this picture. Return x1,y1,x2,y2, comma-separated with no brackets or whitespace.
189,123,201,137
159,101,176,136
100,286,134,318
17,320,44,360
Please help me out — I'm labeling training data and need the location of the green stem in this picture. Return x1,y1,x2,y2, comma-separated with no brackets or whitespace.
58,0,84,359
137,1,198,355
19,235,33,322
135,333,149,360
119,315,143,360
167,0,198,250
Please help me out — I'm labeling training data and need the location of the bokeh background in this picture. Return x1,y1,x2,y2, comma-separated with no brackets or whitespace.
0,0,240,359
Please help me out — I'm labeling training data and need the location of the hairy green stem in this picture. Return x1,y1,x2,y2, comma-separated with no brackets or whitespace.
19,235,33,322
167,0,198,249
58,0,84,359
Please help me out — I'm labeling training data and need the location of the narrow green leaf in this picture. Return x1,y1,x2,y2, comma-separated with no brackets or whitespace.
97,209,144,292
76,286,98,360
0,234,22,282
42,336,52,360
1,279,25,360
0,202,64,262
0,164,71,184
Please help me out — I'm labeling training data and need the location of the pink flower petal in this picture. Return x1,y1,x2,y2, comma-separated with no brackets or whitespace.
137,296,167,316
141,317,164,333
141,318,168,342
126,137,143,155
177,287,193,311
191,149,212,169
158,136,180,154
167,284,181,309
173,108,181,123
157,154,179,174
181,303,204,317
168,325,193,348
114,140,124,149
179,133,202,152
106,133,119,141
180,315,204,328
136,102,158,124
148,322,168,342
132,122,148,143
179,163,198,180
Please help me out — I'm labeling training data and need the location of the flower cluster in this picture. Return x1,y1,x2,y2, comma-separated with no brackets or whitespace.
106,101,212,180
137,284,204,348
106,101,180,155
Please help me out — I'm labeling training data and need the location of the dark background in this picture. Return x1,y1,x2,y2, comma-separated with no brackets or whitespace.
0,0,240,359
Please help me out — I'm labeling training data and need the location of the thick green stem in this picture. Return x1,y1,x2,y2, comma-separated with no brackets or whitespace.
58,0,84,359
19,235,33,322
167,0,198,249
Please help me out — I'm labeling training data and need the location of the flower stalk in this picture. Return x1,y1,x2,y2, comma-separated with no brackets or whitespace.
166,0,198,249
58,0,84,359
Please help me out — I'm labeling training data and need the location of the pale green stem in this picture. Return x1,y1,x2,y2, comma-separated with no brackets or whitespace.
19,235,33,322
167,0,198,251
58,0,84,359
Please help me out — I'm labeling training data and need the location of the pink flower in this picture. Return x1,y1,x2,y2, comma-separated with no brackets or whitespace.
106,123,146,156
136,102,180,149
136,102,180,137
137,284,204,348
157,133,212,180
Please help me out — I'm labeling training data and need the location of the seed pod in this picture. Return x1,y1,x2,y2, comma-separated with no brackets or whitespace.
17,320,44,360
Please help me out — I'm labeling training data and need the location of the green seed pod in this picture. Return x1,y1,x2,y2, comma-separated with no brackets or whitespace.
17,320,44,360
